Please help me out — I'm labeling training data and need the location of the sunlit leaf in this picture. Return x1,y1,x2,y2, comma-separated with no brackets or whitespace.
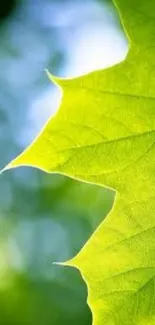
3,0,155,324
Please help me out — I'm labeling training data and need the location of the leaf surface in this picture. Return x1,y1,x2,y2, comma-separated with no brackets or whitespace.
3,0,155,324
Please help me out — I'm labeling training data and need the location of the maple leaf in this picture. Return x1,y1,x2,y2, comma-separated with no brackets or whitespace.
2,0,155,324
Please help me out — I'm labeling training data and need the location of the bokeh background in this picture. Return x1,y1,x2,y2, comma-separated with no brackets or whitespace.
0,1,127,324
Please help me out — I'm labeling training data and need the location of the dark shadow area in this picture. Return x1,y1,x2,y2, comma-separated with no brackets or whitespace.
0,0,17,23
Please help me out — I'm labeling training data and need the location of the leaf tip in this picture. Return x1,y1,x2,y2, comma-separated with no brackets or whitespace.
0,163,14,175
0,150,30,175
53,255,79,268
45,69,63,88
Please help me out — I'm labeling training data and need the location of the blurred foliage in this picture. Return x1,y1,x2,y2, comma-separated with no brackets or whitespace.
0,170,114,325
0,0,124,324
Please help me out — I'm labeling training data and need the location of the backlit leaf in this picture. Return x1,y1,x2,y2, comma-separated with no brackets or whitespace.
2,0,155,324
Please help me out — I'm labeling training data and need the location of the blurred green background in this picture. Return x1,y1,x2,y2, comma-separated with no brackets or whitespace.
0,1,127,324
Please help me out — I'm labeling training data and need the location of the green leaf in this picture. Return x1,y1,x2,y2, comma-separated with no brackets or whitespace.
3,0,155,324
